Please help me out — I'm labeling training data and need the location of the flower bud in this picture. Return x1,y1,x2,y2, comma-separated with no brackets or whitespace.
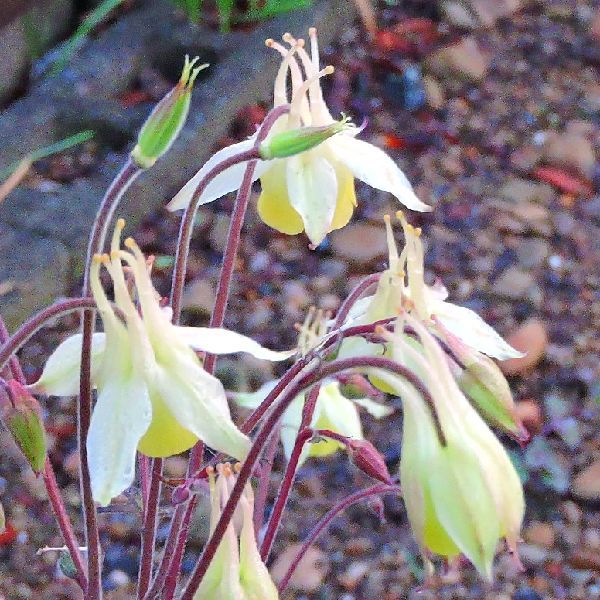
258,116,352,160
171,484,191,506
131,56,207,168
437,320,528,443
347,439,393,484
0,380,47,474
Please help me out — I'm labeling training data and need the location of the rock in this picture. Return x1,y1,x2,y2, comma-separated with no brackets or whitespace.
491,267,540,300
338,561,370,591
270,544,328,592
572,460,600,502
182,278,215,314
0,225,70,330
330,223,388,263
423,75,445,110
568,549,600,572
467,0,521,27
441,1,478,28
524,522,555,548
496,199,552,237
500,319,548,375
543,131,596,178
499,177,555,205
516,238,550,269
519,543,549,567
427,37,490,82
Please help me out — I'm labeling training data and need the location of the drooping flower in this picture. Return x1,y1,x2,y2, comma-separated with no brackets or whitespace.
234,308,392,465
167,29,430,247
31,220,292,506
345,212,522,360
375,314,524,580
193,463,279,600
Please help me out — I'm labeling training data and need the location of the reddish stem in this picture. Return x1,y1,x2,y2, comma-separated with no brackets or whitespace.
80,158,141,598
252,424,281,536
0,316,25,383
332,272,380,329
260,383,321,562
153,104,290,599
180,355,429,598
0,297,98,374
278,483,401,593
137,457,163,598
42,458,88,589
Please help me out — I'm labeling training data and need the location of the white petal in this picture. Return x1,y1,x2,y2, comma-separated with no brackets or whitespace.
87,373,152,506
176,326,295,361
167,137,268,211
232,380,279,410
286,151,338,246
351,397,394,419
152,356,251,460
317,382,363,441
280,394,306,463
434,301,524,360
331,136,431,212
30,333,106,396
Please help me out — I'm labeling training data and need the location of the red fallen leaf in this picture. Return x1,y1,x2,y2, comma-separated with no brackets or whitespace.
46,423,77,437
0,523,17,545
383,133,408,150
393,17,438,39
533,166,593,196
374,30,414,53
374,18,439,55
118,89,154,108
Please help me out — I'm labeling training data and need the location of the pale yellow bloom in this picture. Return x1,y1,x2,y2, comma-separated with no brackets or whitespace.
193,464,279,600
168,29,429,247
375,314,524,579
31,221,291,505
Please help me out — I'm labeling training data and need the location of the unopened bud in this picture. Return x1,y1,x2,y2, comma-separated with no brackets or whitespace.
440,324,528,443
258,117,353,160
0,381,47,474
131,56,207,168
171,484,191,506
347,439,393,485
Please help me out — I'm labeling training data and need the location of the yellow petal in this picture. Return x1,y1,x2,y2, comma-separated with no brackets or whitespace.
137,393,198,457
257,163,304,235
330,163,357,231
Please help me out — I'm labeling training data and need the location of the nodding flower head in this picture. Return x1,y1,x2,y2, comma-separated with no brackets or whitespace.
373,313,525,581
193,463,279,600
168,29,429,247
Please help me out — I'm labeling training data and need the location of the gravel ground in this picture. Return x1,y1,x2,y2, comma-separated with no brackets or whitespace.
1,0,600,598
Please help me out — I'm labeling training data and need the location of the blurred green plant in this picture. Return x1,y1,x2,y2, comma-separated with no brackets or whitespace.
172,0,313,32
48,0,125,76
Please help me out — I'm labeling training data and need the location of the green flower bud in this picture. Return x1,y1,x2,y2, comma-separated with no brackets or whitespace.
131,56,207,169
258,116,353,160
0,380,47,474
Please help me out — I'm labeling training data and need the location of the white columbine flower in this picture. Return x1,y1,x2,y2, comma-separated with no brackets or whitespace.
167,29,430,247
346,212,522,360
31,220,292,506
233,308,392,465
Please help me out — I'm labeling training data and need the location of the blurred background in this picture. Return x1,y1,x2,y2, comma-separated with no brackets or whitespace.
0,0,599,598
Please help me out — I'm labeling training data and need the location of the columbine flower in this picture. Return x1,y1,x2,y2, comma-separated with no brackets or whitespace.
346,212,522,360
194,463,279,600
375,314,524,580
31,220,292,506
167,29,429,247
234,308,392,465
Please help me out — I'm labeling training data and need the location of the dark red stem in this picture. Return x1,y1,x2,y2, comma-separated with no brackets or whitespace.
80,158,142,598
43,458,89,589
332,272,380,329
180,355,429,598
277,483,401,593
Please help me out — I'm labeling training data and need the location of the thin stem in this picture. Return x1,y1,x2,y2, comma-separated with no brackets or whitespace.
43,458,88,589
80,158,141,599
0,298,98,374
180,355,429,598
260,426,313,561
153,104,290,598
260,383,321,561
0,315,25,383
278,483,401,593
333,272,380,329
252,424,281,536
137,458,163,599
